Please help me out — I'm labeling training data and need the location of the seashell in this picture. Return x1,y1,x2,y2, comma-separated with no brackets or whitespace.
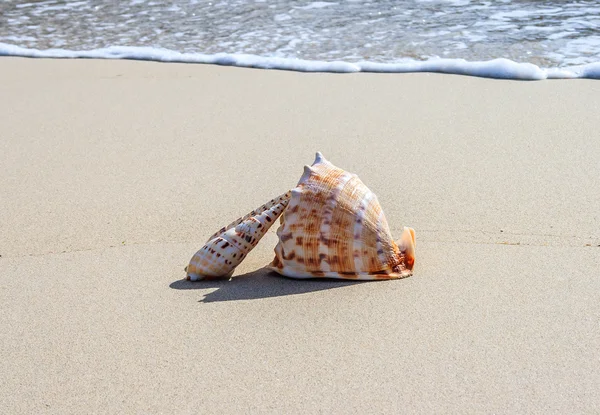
186,191,292,281
268,152,415,280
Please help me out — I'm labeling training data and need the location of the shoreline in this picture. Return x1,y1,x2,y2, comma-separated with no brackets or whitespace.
2,43,600,80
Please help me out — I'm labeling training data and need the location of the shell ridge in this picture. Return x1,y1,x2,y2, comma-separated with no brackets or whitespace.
207,191,291,241
375,208,389,269
353,190,375,273
228,197,291,255
297,165,314,185
317,170,355,274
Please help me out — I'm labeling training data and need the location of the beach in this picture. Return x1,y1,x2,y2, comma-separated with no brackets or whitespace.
1,57,599,413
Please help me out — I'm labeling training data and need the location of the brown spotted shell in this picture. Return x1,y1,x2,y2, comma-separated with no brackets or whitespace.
268,152,415,280
186,191,291,280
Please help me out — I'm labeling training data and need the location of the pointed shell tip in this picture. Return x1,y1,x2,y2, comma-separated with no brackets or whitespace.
313,151,326,165
298,164,312,185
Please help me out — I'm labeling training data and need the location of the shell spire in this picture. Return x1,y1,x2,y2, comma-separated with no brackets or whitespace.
186,191,292,281
298,165,313,185
268,152,415,280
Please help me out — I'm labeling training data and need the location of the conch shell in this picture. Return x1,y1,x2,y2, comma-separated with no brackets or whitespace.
186,191,291,280
268,152,415,280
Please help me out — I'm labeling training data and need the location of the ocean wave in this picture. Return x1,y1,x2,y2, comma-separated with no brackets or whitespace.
1,43,599,80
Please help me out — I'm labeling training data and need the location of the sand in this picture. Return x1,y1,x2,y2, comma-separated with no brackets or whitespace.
1,57,599,413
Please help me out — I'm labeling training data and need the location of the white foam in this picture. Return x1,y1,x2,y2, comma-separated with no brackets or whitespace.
294,2,338,10
1,42,599,80
357,58,547,80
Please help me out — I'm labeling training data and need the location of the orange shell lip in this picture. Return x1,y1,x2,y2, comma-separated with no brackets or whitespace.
401,227,416,270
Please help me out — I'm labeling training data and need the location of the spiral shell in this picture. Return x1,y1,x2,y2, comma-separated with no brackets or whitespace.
268,152,415,280
186,191,291,280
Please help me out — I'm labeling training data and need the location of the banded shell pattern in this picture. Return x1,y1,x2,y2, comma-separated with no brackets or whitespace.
268,152,415,280
186,191,291,280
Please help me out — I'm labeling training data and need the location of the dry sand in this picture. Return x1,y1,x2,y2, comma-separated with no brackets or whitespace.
1,58,599,413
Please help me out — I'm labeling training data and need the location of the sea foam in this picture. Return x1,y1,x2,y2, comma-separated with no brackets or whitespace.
1,43,599,80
